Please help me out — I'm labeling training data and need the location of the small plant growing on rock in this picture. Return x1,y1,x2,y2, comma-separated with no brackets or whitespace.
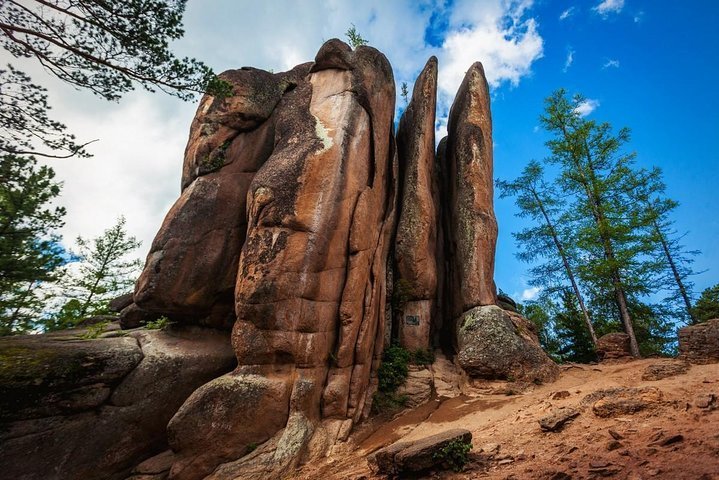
345,24,368,49
411,348,435,366
392,278,414,312
81,321,109,339
372,344,411,414
433,439,472,472
144,316,171,330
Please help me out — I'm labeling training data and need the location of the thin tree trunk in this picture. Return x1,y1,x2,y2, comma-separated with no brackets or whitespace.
558,125,641,357
654,221,696,324
532,190,598,346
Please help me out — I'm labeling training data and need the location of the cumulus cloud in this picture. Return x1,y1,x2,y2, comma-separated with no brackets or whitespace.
438,0,544,96
574,98,600,117
521,286,541,301
559,7,575,20
603,59,620,69
563,49,575,72
593,0,625,17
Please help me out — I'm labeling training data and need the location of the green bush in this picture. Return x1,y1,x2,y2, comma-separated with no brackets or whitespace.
81,321,109,339
373,344,411,414
411,348,435,366
433,438,472,472
377,344,410,392
144,316,171,330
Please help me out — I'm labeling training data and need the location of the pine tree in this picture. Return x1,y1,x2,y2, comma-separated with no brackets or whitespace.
1,0,230,159
630,167,699,324
497,160,598,346
693,284,719,322
540,89,662,357
49,217,141,329
0,154,66,335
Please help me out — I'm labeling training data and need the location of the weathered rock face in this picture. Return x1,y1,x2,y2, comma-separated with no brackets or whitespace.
394,56,439,351
164,39,398,480
596,332,633,362
456,305,559,382
129,65,309,329
443,62,498,318
0,325,235,480
678,319,719,364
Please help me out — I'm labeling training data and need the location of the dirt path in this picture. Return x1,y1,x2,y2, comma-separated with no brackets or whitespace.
295,359,719,479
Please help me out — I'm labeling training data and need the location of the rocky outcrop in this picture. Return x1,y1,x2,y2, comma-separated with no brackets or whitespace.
456,305,559,382
443,62,498,318
582,387,664,418
0,325,235,480
596,332,632,362
678,319,719,364
129,65,310,329
394,57,439,351
162,39,398,480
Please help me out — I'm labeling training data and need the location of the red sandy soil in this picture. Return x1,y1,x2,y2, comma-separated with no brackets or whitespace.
296,359,719,479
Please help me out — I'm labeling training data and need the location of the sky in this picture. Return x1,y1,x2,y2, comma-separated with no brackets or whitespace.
5,0,719,304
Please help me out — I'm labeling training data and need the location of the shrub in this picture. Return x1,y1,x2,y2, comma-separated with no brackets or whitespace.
144,316,171,330
411,348,435,366
372,344,411,414
377,344,410,392
81,321,109,339
433,438,472,472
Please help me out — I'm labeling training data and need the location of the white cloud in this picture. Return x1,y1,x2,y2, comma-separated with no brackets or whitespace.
603,59,620,69
574,98,600,117
563,49,574,72
593,0,625,17
559,7,575,20
439,0,544,99
521,286,541,301
634,11,645,23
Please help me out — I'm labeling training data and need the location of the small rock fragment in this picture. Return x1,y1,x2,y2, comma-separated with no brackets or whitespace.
695,393,716,409
641,361,690,381
552,391,571,400
539,407,580,432
608,429,624,440
606,440,623,451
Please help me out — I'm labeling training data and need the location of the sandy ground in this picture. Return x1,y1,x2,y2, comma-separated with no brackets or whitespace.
295,359,719,479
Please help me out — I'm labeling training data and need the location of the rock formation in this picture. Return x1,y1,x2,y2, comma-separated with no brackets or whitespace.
394,56,439,351
123,39,556,478
678,319,719,364
0,39,561,480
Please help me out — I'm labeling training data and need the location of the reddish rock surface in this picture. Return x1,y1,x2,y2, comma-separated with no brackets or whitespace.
130,65,309,329
0,325,235,480
164,39,398,480
678,318,719,364
394,57,439,351
443,62,498,317
596,332,633,362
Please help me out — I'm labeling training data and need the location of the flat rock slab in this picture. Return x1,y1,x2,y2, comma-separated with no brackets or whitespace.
582,387,663,418
539,407,580,432
367,428,472,475
641,361,690,381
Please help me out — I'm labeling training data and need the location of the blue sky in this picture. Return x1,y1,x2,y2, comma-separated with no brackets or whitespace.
488,1,719,300
4,0,717,306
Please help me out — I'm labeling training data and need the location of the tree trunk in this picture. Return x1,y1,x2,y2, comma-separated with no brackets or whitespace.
533,190,598,346
654,221,696,324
